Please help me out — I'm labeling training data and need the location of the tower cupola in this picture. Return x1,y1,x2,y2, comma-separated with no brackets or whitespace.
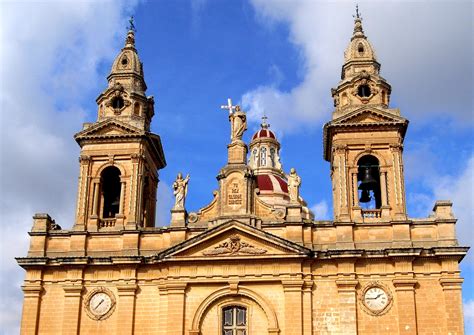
248,116,283,175
331,7,393,119
95,18,154,130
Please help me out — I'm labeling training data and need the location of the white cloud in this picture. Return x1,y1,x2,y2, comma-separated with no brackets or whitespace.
243,1,473,133
0,1,138,332
311,200,329,220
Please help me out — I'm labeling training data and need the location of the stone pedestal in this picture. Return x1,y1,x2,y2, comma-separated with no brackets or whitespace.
227,141,247,164
170,209,187,227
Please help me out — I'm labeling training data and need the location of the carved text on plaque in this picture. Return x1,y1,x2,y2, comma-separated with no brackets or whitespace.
228,182,242,206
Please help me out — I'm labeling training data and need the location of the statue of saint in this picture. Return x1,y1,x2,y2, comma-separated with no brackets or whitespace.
172,173,190,210
287,168,301,203
229,105,247,142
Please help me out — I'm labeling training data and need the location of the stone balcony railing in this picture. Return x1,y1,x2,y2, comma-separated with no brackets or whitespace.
361,209,382,218
99,218,116,228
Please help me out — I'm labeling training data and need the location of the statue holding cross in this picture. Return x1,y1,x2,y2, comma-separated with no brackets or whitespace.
221,98,247,143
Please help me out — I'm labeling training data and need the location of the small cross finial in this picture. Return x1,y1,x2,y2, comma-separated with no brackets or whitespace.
261,115,270,129
128,16,136,32
220,98,237,115
353,4,362,20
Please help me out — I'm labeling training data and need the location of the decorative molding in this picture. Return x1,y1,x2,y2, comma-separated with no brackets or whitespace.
203,235,267,256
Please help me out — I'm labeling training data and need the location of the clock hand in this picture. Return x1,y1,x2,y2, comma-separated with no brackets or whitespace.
94,299,105,309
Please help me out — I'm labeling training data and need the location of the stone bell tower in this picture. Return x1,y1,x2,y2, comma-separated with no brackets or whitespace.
73,25,166,231
323,11,408,223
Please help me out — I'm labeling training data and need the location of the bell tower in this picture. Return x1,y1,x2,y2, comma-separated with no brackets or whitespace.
324,10,408,222
73,23,166,231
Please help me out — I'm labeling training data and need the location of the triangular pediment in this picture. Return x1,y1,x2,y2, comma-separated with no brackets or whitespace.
156,221,311,261
75,119,143,139
332,107,407,125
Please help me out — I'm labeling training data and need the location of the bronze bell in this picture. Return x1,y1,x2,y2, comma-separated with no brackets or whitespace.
358,166,377,191
359,189,371,203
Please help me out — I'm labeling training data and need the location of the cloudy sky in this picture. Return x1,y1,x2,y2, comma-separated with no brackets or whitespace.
0,0,472,333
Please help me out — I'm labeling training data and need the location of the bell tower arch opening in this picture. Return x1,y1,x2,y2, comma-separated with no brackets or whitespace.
101,166,122,219
357,155,381,210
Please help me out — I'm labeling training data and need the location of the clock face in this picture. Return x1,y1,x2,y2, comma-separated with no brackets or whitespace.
364,287,388,311
89,292,112,317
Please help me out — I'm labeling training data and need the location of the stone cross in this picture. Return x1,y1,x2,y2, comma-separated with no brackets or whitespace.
221,98,237,115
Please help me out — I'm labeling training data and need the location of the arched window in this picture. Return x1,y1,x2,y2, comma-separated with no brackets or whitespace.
358,43,365,55
357,155,381,209
260,147,267,167
270,148,276,167
381,90,387,105
253,149,258,167
222,306,247,335
101,166,121,218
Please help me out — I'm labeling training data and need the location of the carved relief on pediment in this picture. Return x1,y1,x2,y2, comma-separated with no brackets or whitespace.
202,235,267,256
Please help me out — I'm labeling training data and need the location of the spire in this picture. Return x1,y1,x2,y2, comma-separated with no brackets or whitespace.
125,16,136,49
352,5,365,40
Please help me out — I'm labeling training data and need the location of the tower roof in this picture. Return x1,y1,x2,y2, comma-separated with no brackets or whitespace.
107,20,146,91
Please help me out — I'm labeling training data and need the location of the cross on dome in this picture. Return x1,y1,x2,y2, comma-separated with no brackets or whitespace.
261,115,270,129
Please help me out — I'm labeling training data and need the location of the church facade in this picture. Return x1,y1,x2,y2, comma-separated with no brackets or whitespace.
17,14,468,335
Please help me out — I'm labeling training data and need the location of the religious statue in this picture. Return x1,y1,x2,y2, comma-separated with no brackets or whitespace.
172,172,190,210
287,168,301,203
229,105,247,142
221,98,247,143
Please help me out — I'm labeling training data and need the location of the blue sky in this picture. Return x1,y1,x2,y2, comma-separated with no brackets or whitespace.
0,0,472,333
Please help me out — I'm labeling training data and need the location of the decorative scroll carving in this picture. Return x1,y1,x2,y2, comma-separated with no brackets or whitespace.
203,235,267,256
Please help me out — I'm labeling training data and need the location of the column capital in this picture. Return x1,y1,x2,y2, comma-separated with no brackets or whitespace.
393,278,417,291
282,280,304,292
22,285,43,297
63,284,83,297
117,284,138,296
335,279,358,292
439,277,463,290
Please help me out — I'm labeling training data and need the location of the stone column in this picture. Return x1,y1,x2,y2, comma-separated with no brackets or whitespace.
92,181,99,217
166,283,187,335
62,284,83,335
116,285,138,335
393,279,418,335
20,285,43,335
440,277,464,334
283,280,303,335
335,279,358,335
119,181,126,215
302,281,314,335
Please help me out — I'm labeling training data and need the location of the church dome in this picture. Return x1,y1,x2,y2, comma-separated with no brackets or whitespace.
252,128,276,140
256,174,288,194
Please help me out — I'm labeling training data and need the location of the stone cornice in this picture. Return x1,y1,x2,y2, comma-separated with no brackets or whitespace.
16,246,468,269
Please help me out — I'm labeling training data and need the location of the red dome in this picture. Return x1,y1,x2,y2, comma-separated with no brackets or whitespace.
256,174,288,193
252,128,276,140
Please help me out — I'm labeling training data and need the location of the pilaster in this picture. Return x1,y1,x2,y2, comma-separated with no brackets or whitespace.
393,279,418,335
283,280,304,335
117,284,138,335
335,279,358,335
302,281,314,335
166,282,187,335
61,284,83,335
20,285,43,335
440,277,464,335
